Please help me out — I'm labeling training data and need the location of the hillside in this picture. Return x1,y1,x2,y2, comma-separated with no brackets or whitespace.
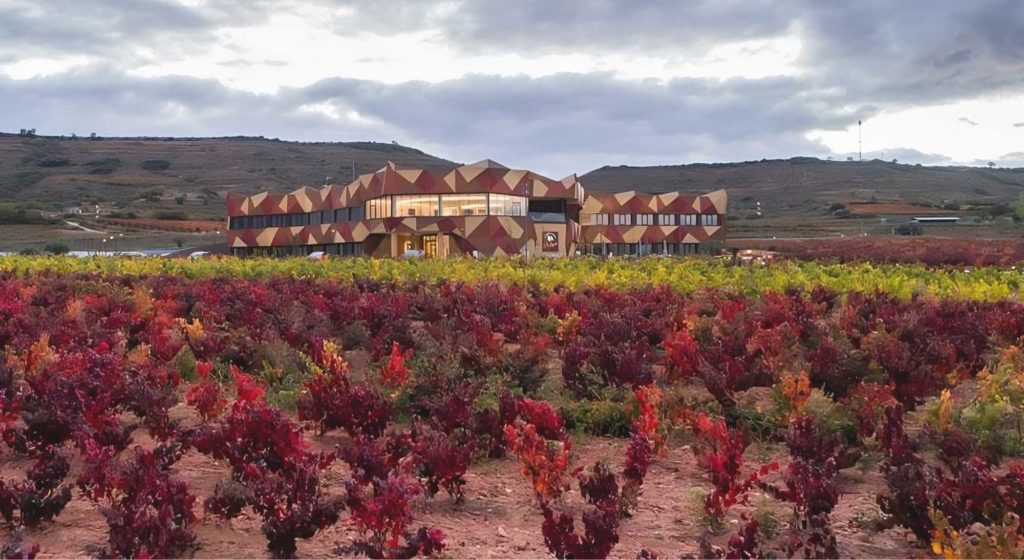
582,158,1024,216
0,133,456,219
3,133,1024,245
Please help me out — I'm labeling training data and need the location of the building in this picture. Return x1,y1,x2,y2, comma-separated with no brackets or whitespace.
225,160,727,258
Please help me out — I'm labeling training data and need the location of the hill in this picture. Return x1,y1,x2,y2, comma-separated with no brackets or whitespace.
0,133,456,219
581,157,1024,216
3,133,1024,242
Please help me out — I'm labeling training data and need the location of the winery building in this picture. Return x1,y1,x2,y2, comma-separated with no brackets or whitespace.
225,160,726,258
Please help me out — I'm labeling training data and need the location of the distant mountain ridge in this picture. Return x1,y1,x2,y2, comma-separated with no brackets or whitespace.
2,132,1022,220
580,158,1024,214
0,133,456,219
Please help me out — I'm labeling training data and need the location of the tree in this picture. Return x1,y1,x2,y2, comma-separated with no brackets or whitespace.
1015,193,1024,223
988,161,996,168
895,223,922,236
44,240,70,255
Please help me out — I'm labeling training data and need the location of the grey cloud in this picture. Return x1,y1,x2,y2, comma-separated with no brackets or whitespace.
0,0,284,63
0,68,835,175
959,117,980,126
1014,122,1024,127
1,1,1022,171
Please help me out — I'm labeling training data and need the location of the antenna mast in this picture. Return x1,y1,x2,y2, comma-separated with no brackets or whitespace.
858,120,862,162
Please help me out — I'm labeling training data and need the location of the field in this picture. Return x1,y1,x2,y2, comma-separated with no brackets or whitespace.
96,217,225,233
2,256,1024,558
730,236,1024,267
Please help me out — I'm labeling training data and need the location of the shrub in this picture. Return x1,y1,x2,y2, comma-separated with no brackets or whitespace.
343,471,445,559
42,241,69,255
685,412,779,523
896,223,923,236
0,447,72,527
561,400,632,437
141,159,171,171
84,447,196,558
296,341,392,438
153,211,188,221
184,361,226,421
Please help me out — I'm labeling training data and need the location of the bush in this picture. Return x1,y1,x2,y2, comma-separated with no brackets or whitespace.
141,160,171,171
43,241,69,255
84,158,120,175
153,211,188,221
561,400,632,437
0,203,49,225
37,158,70,168
895,223,922,236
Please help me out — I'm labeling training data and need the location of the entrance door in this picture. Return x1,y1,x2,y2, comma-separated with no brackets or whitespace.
422,235,437,258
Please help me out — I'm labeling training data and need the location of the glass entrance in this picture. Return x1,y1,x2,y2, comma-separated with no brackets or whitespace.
422,235,437,258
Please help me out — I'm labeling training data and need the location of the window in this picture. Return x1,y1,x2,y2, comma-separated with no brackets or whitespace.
613,213,632,226
657,214,676,226
636,214,654,226
528,199,565,222
349,206,363,221
590,213,610,225
366,197,392,219
679,214,698,226
489,194,527,216
700,214,719,226
394,195,440,217
441,194,488,216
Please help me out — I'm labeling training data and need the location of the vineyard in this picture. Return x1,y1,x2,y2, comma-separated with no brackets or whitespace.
1,257,1024,557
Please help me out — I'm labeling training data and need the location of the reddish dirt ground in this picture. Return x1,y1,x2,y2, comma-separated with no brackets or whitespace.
97,218,224,233
0,348,930,559
0,404,920,559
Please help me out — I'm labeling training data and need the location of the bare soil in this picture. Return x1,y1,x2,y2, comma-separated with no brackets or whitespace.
0,403,920,559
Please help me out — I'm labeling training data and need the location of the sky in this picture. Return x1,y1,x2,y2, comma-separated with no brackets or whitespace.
1,0,1023,177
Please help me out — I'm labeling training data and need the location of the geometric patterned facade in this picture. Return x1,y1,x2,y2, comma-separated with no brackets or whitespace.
225,159,727,258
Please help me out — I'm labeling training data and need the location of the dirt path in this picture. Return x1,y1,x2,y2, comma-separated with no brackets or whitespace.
63,220,106,234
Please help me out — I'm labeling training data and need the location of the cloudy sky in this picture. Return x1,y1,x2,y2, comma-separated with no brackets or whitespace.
2,0,1023,176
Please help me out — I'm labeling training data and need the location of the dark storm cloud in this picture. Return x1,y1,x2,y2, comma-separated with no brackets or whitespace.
425,0,793,54
422,0,1024,112
0,0,280,62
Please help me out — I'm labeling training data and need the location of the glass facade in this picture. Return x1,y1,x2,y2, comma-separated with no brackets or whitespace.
489,194,526,216
441,194,489,216
579,243,700,256
361,194,527,218
366,197,391,219
394,195,440,217
231,242,363,257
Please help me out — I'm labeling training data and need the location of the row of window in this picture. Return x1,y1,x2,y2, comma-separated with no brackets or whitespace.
228,207,364,230
231,242,364,257
367,193,529,219
588,213,720,226
229,204,721,231
578,242,702,256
